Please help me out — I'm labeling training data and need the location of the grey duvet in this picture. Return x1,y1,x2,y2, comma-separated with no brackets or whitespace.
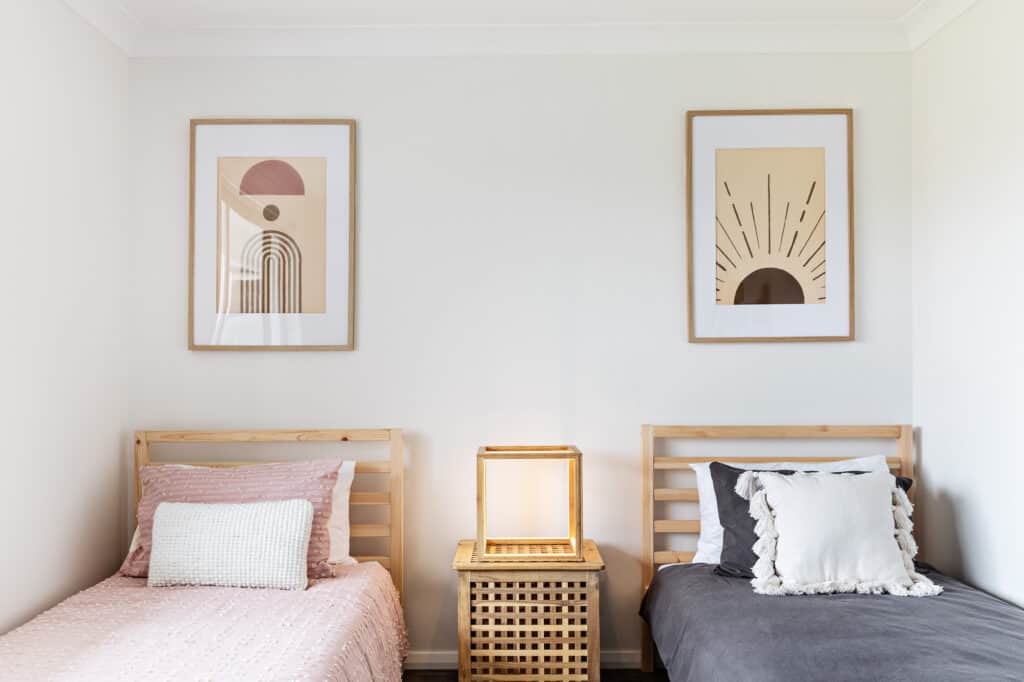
640,563,1024,682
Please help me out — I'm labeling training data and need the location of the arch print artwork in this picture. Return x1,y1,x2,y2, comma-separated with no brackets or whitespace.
190,119,355,350
216,157,326,315
687,110,854,342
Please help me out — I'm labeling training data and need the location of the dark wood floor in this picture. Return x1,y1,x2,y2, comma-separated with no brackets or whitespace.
404,671,668,681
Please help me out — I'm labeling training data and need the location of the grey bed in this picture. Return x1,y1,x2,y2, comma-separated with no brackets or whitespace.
640,562,1024,682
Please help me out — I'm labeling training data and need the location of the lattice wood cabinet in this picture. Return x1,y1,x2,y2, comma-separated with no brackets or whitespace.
453,540,605,682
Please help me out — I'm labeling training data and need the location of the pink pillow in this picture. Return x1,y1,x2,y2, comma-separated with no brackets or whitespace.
121,459,341,579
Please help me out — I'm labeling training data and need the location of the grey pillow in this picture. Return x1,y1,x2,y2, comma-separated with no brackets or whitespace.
709,461,913,579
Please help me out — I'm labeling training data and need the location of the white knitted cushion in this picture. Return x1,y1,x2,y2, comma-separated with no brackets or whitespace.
148,499,314,590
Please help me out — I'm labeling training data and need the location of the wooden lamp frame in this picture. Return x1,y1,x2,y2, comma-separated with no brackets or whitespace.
476,445,583,562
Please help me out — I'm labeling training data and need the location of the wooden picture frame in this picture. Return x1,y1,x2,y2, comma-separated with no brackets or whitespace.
639,424,914,671
188,119,357,351
686,109,855,342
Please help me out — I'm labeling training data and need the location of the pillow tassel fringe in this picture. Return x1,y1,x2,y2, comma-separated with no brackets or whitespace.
735,471,758,500
892,487,943,597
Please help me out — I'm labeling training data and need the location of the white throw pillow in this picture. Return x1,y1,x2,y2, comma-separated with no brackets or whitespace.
328,460,356,566
148,499,314,590
737,470,941,596
690,455,889,564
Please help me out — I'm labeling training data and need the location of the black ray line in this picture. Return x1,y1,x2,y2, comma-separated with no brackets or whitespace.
717,217,743,259
817,296,826,301
732,203,743,227
716,245,736,269
811,259,825,273
716,277,725,283
813,271,826,281
779,202,790,251
724,181,732,197
742,232,754,258
805,180,817,205
799,210,826,256
767,175,772,255
787,231,799,257
803,242,825,267
749,202,760,249
799,209,806,223
717,262,727,272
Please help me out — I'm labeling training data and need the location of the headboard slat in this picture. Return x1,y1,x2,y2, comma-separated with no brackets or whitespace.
649,425,903,439
142,429,392,443
655,455,902,468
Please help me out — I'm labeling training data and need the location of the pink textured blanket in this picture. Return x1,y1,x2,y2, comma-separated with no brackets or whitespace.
0,563,406,681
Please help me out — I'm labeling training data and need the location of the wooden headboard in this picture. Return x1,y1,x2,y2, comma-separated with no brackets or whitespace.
134,428,405,599
640,424,914,671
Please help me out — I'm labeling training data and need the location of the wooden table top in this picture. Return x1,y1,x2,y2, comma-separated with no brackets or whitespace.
452,539,604,571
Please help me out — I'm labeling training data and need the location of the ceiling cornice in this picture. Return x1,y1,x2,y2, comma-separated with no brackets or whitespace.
902,0,979,49
131,22,911,57
63,0,142,54
64,0,980,58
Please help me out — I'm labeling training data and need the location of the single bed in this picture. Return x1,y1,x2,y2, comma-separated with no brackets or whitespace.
0,565,405,681
639,424,1024,681
0,428,408,682
642,562,1024,681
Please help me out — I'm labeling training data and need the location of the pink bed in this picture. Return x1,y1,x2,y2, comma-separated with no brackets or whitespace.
0,562,406,681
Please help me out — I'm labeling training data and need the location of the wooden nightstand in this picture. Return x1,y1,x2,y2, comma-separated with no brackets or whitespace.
452,539,605,682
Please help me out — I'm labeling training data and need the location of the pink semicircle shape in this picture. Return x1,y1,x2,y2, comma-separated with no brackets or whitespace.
239,159,305,195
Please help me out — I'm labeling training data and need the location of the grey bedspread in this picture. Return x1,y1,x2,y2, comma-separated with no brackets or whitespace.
640,563,1024,682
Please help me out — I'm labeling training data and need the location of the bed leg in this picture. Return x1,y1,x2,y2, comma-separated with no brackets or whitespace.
641,622,654,673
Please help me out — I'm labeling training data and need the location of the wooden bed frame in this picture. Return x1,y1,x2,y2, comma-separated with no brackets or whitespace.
134,428,405,600
640,424,914,672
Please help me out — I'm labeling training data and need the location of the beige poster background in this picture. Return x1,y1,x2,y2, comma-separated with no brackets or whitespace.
714,147,826,306
216,156,327,313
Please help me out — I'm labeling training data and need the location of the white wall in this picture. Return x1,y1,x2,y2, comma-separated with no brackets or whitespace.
122,53,913,663
0,1,123,632
912,0,1024,605
11,0,1023,660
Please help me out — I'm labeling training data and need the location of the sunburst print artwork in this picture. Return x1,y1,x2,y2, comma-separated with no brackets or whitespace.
714,147,825,306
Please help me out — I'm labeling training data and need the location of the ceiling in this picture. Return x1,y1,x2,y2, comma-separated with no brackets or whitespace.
65,0,978,56
112,1,926,28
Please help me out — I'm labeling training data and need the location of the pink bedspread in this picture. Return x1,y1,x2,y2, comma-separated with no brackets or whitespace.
0,563,406,681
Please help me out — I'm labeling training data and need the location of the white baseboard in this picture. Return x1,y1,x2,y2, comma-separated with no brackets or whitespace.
404,651,456,670
599,650,642,668
405,649,640,670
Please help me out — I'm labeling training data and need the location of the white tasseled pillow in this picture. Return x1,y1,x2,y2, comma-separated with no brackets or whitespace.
736,470,941,597
148,499,314,590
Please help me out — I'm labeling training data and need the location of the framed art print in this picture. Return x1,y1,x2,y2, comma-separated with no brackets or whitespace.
686,109,854,342
189,119,355,350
